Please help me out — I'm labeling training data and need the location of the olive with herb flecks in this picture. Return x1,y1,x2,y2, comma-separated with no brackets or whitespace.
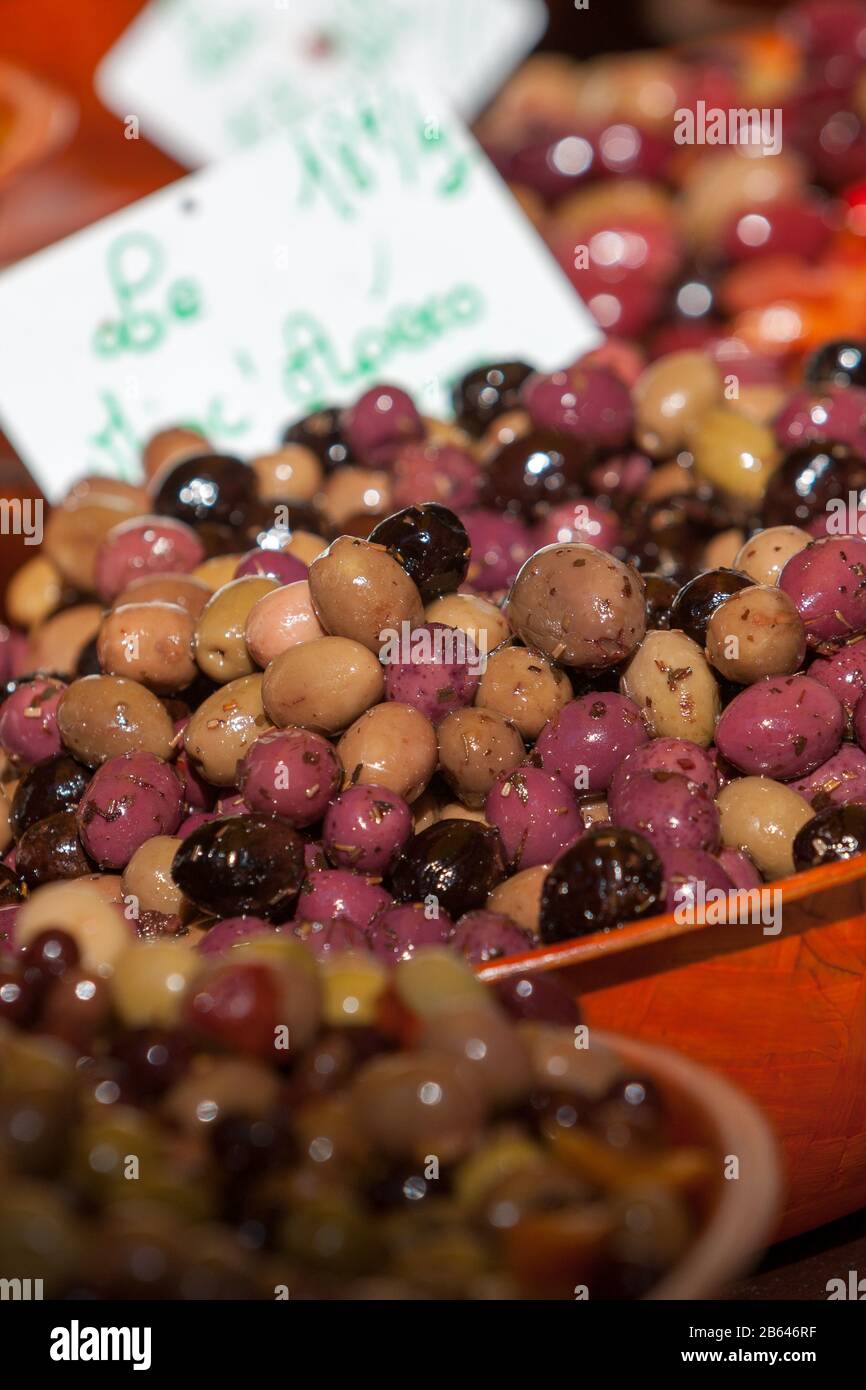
792,803,866,871
539,826,664,942
715,673,844,779
505,544,646,669
368,504,470,601
171,814,305,919
390,819,506,919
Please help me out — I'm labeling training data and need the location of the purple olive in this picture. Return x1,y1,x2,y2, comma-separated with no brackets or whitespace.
791,744,866,806
366,903,454,965
295,869,392,930
779,536,866,653
522,366,633,450
716,848,763,890
197,916,273,955
450,910,535,963
463,510,534,592
485,767,584,869
536,693,648,794
382,622,481,725
322,785,412,873
234,549,308,583
292,918,371,959
342,384,424,467
95,516,205,604
811,636,866,714
610,769,720,856
77,751,184,869
715,673,844,779
608,737,719,808
238,728,342,826
661,848,735,915
0,677,66,764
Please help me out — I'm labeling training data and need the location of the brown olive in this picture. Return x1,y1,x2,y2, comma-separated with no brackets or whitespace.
338,703,438,802
262,636,384,735
30,605,103,676
251,445,323,502
57,675,175,766
351,1050,485,1162
425,593,511,650
98,602,198,693
42,492,145,592
487,865,550,934
506,544,646,668
308,536,424,653
6,555,64,629
192,554,244,591
705,585,806,683
114,572,212,618
321,468,392,530
183,674,274,786
633,351,722,457
475,645,571,740
142,426,211,482
194,576,279,683
437,707,525,807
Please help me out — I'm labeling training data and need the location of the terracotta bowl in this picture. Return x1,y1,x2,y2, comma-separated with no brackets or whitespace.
0,61,77,188
479,854,866,1241
599,1030,781,1298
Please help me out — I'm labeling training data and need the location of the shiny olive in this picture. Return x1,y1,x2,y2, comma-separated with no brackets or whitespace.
390,819,505,918
171,814,305,919
151,453,256,529
16,811,93,888
804,339,866,390
0,862,26,905
480,429,588,519
667,568,752,646
792,804,866,871
539,827,664,943
367,504,470,601
760,443,866,530
282,406,349,471
626,496,734,581
453,360,535,436
642,573,679,630
10,754,91,838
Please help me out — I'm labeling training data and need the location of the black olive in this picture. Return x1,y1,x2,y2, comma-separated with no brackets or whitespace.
282,406,349,471
804,339,866,391
642,573,679,630
761,442,866,530
368,504,470,601
171,814,305,918
10,754,91,839
539,827,664,942
389,819,505,918
480,428,588,519
151,453,255,529
452,361,535,437
16,811,93,888
668,568,752,646
792,804,866,871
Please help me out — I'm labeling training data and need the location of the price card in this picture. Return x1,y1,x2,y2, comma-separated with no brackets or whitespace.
0,82,600,501
96,0,547,165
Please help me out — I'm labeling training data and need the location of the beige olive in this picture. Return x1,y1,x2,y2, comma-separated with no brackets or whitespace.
735,526,811,587
57,675,175,765
262,637,383,735
735,383,789,427
690,408,781,502
717,776,813,879
338,703,437,803
633,350,722,457
66,476,150,510
143,426,210,482
681,147,805,250
17,880,130,973
437,707,525,807
98,602,197,693
251,445,323,502
194,575,279,683
245,581,326,668
162,1057,279,1132
425,593,510,650
42,491,145,592
440,802,490,825
111,938,201,1027
706,585,806,683
506,544,646,669
321,467,392,529
487,865,548,935
114,572,211,618
639,460,696,504
309,536,424,653
6,554,64,629
475,644,571,740
283,530,328,566
184,674,274,786
121,836,188,919
620,629,719,746
423,416,478,452
577,795,609,829
702,528,745,572
30,604,103,676
193,554,244,591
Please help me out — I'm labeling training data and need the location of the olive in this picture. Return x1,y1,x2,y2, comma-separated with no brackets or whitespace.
16,811,93,888
282,406,349,471
0,862,26,905
539,827,665,942
368,504,470,601
10,754,91,838
453,360,535,437
480,428,588,519
667,568,752,646
642,573,679,630
792,804,866,871
171,814,305,919
760,443,866,530
75,636,102,678
626,496,734,581
804,339,866,391
109,1028,192,1101
151,454,256,530
390,819,506,919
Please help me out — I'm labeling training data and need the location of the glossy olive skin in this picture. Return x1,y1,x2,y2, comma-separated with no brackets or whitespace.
16,810,93,888
480,429,588,519
0,862,25,905
642,573,679,629
171,814,305,919
792,804,866,871
282,406,349,471
625,496,732,581
668,569,752,646
453,360,534,436
539,827,665,943
151,454,255,529
760,442,866,530
389,819,506,919
10,755,91,838
804,339,866,390
368,504,470,602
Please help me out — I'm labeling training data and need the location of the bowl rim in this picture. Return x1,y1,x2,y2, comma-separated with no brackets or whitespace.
476,848,866,983
597,1028,782,1299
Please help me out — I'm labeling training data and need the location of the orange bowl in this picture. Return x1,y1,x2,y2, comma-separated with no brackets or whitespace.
0,62,76,188
478,854,866,1240
598,1030,781,1298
